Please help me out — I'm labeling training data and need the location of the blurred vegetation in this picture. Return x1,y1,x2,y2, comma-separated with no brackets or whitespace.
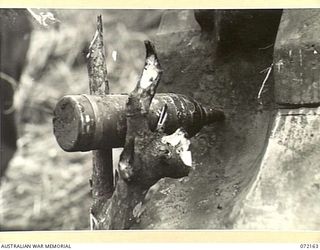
0,9,163,230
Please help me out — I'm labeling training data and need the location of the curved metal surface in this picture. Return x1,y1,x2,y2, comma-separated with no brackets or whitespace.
134,9,282,229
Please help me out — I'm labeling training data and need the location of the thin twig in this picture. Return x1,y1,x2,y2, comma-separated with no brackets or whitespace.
258,43,274,50
0,72,18,114
26,8,60,27
257,63,273,101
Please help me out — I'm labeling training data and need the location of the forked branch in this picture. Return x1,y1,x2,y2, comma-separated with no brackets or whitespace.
92,41,193,229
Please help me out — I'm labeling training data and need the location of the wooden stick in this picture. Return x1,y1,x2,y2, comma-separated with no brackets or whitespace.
86,15,113,218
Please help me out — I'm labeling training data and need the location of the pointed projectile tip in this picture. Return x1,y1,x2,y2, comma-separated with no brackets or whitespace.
204,107,225,124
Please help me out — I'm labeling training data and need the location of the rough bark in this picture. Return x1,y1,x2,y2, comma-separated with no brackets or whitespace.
86,16,114,219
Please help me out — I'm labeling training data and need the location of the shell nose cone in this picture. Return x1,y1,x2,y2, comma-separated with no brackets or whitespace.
204,107,225,124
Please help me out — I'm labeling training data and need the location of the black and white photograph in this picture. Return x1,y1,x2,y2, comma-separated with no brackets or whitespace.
0,8,319,232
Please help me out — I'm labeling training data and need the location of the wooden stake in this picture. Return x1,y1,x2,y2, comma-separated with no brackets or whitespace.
86,15,113,220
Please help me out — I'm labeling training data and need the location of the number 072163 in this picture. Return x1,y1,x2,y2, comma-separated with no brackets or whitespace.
300,244,319,249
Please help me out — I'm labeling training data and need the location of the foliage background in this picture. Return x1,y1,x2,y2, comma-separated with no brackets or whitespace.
0,9,163,230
